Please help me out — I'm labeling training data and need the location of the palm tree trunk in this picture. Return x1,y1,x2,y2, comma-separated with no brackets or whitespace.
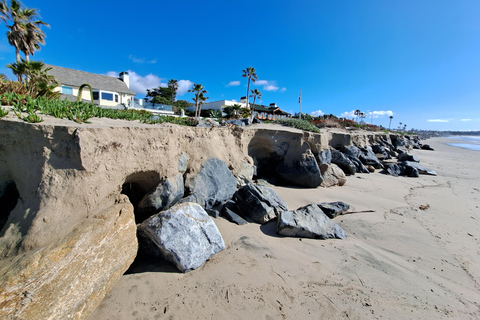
246,79,250,110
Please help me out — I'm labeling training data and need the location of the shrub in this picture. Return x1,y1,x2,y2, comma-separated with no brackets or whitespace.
274,118,320,133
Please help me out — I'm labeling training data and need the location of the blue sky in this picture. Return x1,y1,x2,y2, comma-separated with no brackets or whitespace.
1,0,479,131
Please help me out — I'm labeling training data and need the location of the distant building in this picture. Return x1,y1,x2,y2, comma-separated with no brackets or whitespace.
45,64,136,108
186,98,247,113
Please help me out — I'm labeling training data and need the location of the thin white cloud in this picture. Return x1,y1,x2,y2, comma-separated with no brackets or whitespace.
428,119,449,123
311,110,324,117
254,79,283,92
177,80,194,96
227,80,240,87
128,54,157,64
370,110,393,118
107,70,192,96
341,110,356,118
107,70,164,95
461,119,472,121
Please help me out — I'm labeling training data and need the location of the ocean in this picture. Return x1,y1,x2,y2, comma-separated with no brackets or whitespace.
446,136,480,152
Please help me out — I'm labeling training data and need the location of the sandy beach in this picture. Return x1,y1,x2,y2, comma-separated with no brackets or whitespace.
88,137,480,320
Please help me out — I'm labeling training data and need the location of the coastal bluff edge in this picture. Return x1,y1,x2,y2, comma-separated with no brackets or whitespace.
0,118,402,319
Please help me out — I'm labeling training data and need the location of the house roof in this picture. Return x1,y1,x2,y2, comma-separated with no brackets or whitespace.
44,64,136,95
251,104,291,116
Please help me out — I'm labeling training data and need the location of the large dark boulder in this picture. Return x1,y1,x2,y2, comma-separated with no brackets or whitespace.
342,146,362,159
349,157,370,173
401,161,437,176
359,146,384,169
397,152,420,162
372,145,391,160
138,173,184,215
277,204,346,239
276,149,323,188
234,183,288,224
185,158,237,209
331,150,356,175
421,144,434,151
138,202,225,273
316,201,350,219
384,163,405,177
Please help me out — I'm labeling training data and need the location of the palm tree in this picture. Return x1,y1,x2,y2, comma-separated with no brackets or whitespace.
0,0,49,62
388,115,393,130
167,79,178,107
359,112,366,124
20,20,48,61
242,67,257,110
354,109,361,123
188,83,208,121
249,88,262,116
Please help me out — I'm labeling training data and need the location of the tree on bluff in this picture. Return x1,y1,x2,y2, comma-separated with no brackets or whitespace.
145,86,173,105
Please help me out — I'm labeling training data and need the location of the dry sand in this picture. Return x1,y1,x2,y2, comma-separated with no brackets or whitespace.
88,137,480,320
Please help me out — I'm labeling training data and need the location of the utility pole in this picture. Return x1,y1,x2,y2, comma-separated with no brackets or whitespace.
299,90,302,119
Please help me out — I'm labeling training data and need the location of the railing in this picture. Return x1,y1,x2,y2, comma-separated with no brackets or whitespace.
132,100,172,111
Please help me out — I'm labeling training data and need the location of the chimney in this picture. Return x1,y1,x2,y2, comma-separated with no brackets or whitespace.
269,103,277,108
119,71,130,88
240,96,247,103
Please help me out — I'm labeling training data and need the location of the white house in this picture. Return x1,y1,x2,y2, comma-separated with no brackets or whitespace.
45,64,136,108
187,97,247,112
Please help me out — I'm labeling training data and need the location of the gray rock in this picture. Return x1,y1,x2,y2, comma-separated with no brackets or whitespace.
196,119,219,127
331,150,356,175
319,163,347,187
316,201,350,219
342,145,362,159
407,167,420,178
276,149,323,188
253,118,263,124
421,144,434,151
397,152,420,162
226,119,245,126
317,148,332,165
277,204,346,239
138,202,225,273
384,163,404,177
206,208,220,218
240,118,252,126
235,162,256,187
401,161,437,176
178,152,189,173
234,183,288,224
138,173,184,213
221,202,248,225
349,157,370,173
185,158,237,209
359,146,384,169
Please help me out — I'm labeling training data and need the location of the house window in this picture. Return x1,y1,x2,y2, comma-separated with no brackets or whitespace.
115,94,118,103
61,86,73,94
92,91,99,100
101,92,114,101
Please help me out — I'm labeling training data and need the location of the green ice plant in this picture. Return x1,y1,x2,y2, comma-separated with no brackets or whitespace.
274,118,321,133
22,111,42,123
0,107,8,117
